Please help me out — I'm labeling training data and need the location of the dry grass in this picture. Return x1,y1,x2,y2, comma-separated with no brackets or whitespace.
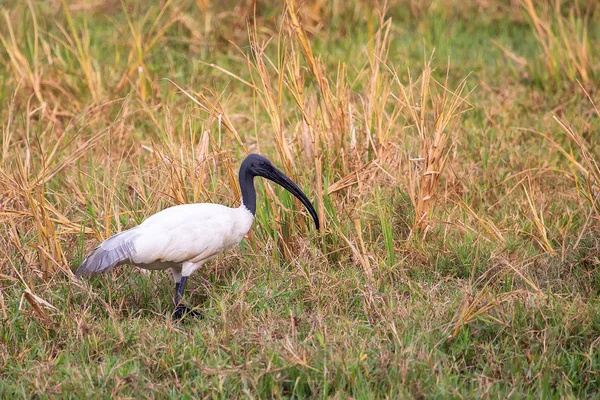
393,54,473,236
1,0,600,397
520,0,596,86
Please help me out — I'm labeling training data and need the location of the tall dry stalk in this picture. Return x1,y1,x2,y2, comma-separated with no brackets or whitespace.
247,24,295,174
282,1,400,232
283,1,338,232
60,0,103,102
0,2,45,106
115,0,182,100
393,55,472,236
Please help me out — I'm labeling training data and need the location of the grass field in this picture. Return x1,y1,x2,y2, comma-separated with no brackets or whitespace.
1,0,600,397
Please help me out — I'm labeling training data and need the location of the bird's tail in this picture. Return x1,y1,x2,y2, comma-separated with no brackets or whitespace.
75,229,139,278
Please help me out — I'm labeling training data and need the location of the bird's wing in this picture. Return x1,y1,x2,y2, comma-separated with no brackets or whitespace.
131,203,247,266
75,228,140,277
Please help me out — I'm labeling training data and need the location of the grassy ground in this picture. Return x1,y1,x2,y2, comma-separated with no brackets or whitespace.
1,0,600,397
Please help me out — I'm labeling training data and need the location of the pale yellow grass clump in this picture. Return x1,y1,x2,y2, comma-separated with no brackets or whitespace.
393,55,473,236
520,0,594,86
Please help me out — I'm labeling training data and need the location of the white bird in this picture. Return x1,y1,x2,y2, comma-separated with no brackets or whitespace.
75,154,319,320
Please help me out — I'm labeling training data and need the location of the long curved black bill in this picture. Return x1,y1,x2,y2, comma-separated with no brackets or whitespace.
261,167,320,230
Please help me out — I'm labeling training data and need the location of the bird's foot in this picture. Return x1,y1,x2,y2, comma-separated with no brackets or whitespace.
172,303,203,322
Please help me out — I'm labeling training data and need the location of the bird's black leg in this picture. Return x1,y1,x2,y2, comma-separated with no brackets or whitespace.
172,276,202,321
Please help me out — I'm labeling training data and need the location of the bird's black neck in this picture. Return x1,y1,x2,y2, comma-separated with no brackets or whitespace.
239,165,256,215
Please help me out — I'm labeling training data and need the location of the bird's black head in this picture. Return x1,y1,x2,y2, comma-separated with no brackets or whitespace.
239,153,320,230
241,154,275,178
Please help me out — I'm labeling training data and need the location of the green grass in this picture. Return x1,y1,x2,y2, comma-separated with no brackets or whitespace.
2,0,600,398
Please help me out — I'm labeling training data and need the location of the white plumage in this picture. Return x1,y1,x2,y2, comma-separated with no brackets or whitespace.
132,203,253,270
78,204,253,274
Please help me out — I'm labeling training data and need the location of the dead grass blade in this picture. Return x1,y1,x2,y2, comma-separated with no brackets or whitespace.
522,179,555,254
458,200,506,244
450,259,540,338
327,161,377,195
